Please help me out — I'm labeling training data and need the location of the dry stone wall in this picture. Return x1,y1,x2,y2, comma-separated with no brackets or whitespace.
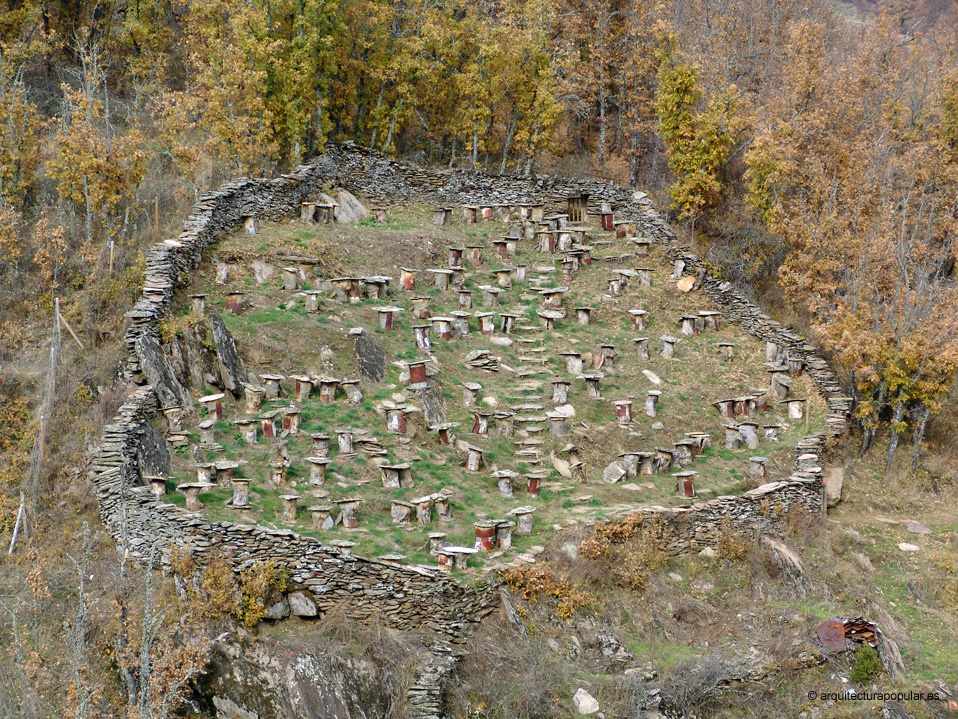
626,434,828,556
92,142,851,642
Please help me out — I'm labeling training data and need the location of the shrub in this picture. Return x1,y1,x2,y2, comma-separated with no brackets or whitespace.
850,645,881,684
501,565,594,619
715,520,751,561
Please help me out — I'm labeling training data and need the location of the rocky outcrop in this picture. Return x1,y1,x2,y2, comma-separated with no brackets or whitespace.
196,638,396,719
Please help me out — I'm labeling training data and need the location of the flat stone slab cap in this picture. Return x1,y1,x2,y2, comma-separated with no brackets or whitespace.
749,456,768,462
537,309,565,319
671,471,698,478
305,456,330,464
329,539,357,548
259,374,285,381
279,493,301,501
444,546,478,554
198,418,215,429
213,460,239,469
373,306,403,313
474,519,501,528
199,393,226,402
507,506,537,516
660,335,679,342
332,497,365,504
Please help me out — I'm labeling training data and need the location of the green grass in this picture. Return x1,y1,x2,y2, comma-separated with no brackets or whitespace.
168,204,830,572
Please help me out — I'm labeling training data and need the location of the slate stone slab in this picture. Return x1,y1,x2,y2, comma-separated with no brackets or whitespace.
135,333,193,411
354,335,386,382
136,422,171,478
210,312,248,395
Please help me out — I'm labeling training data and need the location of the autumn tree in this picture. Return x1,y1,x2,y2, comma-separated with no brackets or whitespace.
745,14,958,471
652,31,741,226
48,38,146,249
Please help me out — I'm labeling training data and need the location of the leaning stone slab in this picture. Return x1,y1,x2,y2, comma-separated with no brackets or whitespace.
209,312,249,395
135,333,193,411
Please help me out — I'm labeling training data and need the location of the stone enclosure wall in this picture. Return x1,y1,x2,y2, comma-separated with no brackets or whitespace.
91,142,851,640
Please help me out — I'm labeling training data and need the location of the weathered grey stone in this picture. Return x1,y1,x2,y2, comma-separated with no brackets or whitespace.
824,467,843,508
334,189,369,223
253,260,274,285
264,598,290,620
136,422,171,477
573,688,600,715
354,335,386,382
289,591,318,617
135,333,193,411
202,639,393,719
210,312,249,396
602,462,626,484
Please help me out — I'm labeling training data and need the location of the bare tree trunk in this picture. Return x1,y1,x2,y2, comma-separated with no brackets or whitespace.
629,132,641,186
65,524,97,719
499,109,518,175
383,103,400,153
369,82,386,149
884,401,905,476
858,425,874,458
598,91,606,164
523,118,543,176
910,403,930,470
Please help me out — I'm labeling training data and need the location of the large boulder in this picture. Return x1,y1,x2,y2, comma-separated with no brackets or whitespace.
824,467,844,507
573,688,600,715
335,189,369,223
288,591,317,617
